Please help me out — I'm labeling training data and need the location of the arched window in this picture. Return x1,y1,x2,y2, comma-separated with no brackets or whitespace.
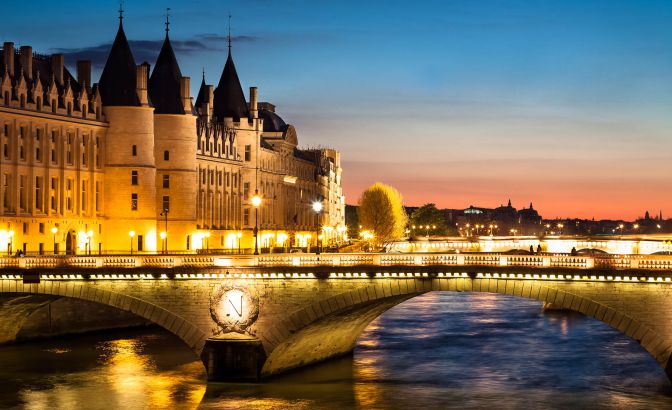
36,97,42,111
81,105,87,118
51,99,57,113
20,95,25,108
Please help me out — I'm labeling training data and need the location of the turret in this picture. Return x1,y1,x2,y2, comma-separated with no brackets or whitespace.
149,23,198,251
100,13,157,252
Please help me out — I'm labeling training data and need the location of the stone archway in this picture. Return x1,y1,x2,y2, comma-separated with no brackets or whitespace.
263,278,672,379
0,282,207,358
65,231,76,255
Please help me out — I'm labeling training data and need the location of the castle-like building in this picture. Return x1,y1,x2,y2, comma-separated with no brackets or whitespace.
0,16,345,254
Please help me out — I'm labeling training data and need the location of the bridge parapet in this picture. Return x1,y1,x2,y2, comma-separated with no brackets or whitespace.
1,252,672,272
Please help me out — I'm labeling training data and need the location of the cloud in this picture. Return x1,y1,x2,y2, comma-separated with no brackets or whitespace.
52,34,260,68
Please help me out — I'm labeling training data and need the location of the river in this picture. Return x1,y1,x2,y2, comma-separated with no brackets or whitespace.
1,292,671,409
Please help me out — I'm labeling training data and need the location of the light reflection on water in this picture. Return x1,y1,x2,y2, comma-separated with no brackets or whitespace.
0,329,206,409
1,292,672,409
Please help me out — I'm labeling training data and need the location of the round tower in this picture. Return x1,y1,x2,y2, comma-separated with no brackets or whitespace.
99,19,158,253
149,29,197,252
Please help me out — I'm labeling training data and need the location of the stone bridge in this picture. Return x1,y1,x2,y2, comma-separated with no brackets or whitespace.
2,252,672,381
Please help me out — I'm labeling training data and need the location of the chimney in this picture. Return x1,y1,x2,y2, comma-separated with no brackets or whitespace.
206,85,214,118
180,76,191,112
3,42,14,77
50,54,64,84
136,63,149,106
19,46,32,81
76,60,91,87
249,86,258,119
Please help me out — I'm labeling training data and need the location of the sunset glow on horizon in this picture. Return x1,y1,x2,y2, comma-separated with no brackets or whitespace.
6,0,671,220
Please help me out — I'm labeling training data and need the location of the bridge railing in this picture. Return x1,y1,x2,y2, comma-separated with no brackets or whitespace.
2,252,672,271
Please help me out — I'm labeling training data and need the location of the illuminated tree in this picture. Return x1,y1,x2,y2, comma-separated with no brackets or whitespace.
357,183,408,244
409,203,448,236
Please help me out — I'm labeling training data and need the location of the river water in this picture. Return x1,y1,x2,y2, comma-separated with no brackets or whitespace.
1,292,671,409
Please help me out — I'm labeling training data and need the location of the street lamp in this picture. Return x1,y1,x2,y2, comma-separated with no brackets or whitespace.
312,201,323,254
129,230,135,255
205,232,211,251
87,230,93,255
160,231,167,253
8,230,14,255
51,227,58,255
160,209,169,252
252,191,262,255
237,232,242,254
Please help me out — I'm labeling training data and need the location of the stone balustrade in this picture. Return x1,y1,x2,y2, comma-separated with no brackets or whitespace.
1,252,672,272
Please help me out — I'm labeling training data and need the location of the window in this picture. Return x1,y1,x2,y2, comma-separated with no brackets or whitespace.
95,181,100,212
23,222,27,234
35,129,42,161
19,176,26,210
131,193,138,210
39,223,44,234
243,182,250,199
132,145,137,156
66,179,72,210
66,133,73,164
3,174,10,210
81,137,87,166
162,175,169,188
244,145,251,161
35,177,42,211
131,170,138,185
95,137,100,167
164,150,169,160
81,181,87,212
243,208,250,225
162,196,170,212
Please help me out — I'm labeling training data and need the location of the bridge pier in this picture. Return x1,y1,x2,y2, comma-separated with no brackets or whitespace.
201,338,266,381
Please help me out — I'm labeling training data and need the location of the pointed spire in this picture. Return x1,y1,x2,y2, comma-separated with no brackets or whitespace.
507,199,512,207
228,14,232,52
99,7,140,106
149,17,185,114
165,7,171,33
195,69,208,109
119,0,124,23
213,20,249,122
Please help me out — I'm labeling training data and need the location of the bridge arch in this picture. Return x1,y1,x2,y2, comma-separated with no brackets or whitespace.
263,278,672,379
0,281,207,356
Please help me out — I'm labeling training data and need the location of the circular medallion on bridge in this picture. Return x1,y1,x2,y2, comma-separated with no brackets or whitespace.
210,285,260,335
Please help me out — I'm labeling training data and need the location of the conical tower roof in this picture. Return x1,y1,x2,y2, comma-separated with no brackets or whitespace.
99,20,140,106
213,49,248,121
195,72,208,109
149,33,185,114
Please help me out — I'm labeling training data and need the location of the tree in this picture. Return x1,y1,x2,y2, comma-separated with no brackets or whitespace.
357,183,407,244
409,203,448,236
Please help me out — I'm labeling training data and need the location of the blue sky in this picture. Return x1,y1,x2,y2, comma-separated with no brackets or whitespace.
3,1,672,218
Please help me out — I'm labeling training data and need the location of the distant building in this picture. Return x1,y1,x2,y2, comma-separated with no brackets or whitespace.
0,15,345,254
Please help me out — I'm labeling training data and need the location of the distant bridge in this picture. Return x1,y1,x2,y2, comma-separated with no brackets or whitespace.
2,251,672,382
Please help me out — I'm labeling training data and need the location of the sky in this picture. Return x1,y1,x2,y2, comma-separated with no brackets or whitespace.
3,0,671,220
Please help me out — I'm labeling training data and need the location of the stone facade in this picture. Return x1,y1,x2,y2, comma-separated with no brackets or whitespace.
0,19,345,255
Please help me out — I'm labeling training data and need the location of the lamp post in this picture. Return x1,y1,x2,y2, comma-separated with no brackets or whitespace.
312,201,322,254
160,209,168,252
87,230,93,255
252,191,262,255
8,230,14,255
205,232,211,251
129,230,135,255
160,231,167,253
237,232,242,254
51,227,58,255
